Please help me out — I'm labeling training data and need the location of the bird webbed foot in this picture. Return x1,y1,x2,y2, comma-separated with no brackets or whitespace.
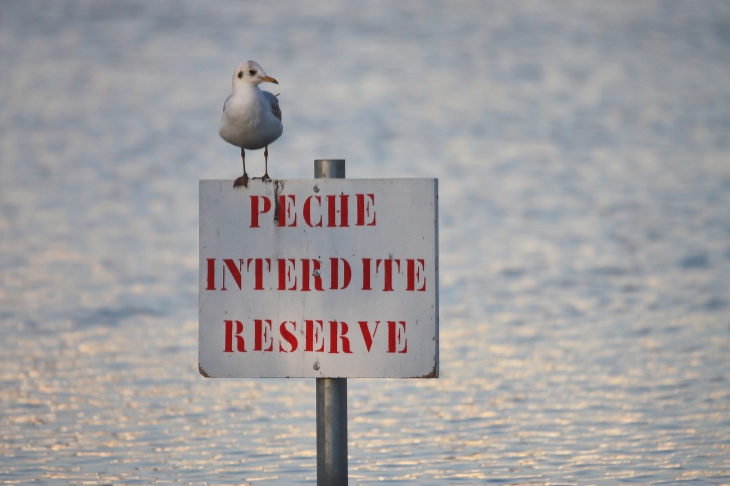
233,173,249,188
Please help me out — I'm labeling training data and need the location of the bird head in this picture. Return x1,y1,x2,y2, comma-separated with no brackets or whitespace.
232,61,279,87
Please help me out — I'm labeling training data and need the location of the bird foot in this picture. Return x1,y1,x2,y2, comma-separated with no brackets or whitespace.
233,174,249,188
250,174,271,181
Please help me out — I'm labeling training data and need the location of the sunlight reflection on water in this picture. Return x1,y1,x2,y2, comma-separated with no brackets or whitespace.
1,1,730,484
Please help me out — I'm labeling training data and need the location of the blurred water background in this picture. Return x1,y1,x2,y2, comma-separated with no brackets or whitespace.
2,1,730,484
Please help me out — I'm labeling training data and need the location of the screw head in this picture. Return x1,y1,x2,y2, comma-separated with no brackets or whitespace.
313,362,320,370
313,269,320,277
313,184,320,193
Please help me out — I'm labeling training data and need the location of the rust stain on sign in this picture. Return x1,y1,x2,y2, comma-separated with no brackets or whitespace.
418,363,438,379
272,179,285,226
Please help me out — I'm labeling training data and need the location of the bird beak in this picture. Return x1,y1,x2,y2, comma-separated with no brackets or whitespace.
262,76,279,84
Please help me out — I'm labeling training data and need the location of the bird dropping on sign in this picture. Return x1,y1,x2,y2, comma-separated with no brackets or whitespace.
199,178,439,378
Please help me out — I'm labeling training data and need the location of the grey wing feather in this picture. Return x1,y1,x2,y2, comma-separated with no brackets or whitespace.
262,91,282,122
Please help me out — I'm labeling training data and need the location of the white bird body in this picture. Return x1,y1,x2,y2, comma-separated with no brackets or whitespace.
219,60,282,186
219,84,282,149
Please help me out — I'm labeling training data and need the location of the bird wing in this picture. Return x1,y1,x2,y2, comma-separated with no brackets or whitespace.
262,91,282,122
222,94,231,112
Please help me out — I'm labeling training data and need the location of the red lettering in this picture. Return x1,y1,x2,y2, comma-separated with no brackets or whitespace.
406,259,426,291
340,195,349,227
277,258,297,290
329,321,352,354
361,258,372,290
278,195,297,227
358,321,380,352
250,196,271,228
326,194,349,227
305,320,325,352
246,258,270,290
301,259,323,292
207,255,424,292
206,258,216,290
221,258,243,290
279,321,298,352
329,258,352,290
224,320,246,352
224,318,408,354
356,194,376,226
247,193,379,229
387,321,407,353
312,260,324,291
376,258,401,292
303,195,323,227
254,319,274,352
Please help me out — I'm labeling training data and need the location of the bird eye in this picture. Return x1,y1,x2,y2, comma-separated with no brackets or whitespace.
248,69,257,76
237,71,243,79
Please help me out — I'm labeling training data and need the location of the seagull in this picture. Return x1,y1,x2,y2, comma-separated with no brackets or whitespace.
219,61,283,187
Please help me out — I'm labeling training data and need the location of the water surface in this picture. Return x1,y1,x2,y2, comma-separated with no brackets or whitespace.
1,1,729,484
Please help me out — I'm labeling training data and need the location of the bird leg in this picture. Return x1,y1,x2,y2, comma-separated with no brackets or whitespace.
233,147,249,188
262,145,271,180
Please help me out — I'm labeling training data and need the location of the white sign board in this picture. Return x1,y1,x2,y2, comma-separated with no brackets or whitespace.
199,179,438,378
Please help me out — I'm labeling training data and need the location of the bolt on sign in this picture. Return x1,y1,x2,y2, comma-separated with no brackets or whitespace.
199,179,438,378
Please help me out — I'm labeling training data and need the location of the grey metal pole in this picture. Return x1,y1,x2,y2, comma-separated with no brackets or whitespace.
315,159,347,486
314,159,346,179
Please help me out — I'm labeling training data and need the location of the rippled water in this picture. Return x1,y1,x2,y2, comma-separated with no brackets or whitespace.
2,1,730,484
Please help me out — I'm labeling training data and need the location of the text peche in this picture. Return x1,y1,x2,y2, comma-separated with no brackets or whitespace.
250,194,376,228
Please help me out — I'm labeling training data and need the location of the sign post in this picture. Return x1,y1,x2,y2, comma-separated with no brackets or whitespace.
199,160,438,484
314,160,348,485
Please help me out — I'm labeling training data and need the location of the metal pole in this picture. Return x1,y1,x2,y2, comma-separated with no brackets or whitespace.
315,159,347,486
314,159,346,179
